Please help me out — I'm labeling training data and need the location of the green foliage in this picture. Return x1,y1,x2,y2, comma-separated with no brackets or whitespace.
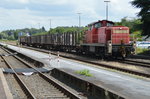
0,39,16,42
130,31,143,41
41,26,46,32
32,32,48,36
8,35,15,40
136,48,150,54
48,26,87,34
115,17,142,33
0,32,8,39
47,26,87,44
0,26,88,41
3,45,8,48
131,0,150,37
133,31,142,38
0,27,46,40
76,69,93,77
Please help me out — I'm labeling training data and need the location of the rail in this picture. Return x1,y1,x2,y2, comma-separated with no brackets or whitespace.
1,47,82,99
1,53,36,99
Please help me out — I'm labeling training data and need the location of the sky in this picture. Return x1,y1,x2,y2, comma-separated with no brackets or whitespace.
0,0,140,31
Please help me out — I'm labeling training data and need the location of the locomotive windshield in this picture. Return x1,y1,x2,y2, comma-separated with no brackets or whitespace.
95,23,101,28
107,23,114,26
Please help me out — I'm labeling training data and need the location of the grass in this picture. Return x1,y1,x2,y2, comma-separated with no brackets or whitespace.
136,47,150,55
0,39,18,45
3,45,8,48
0,39,16,41
76,69,93,77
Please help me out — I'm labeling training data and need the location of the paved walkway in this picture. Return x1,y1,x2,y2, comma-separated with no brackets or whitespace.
0,69,13,99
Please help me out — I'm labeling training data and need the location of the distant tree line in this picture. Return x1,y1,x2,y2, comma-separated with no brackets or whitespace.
32,26,88,36
48,26,88,34
0,26,88,40
0,26,46,40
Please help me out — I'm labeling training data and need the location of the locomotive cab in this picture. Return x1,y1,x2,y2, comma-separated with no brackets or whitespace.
85,20,114,43
105,26,131,58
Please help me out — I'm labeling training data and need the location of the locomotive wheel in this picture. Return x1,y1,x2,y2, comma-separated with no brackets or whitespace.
121,55,125,60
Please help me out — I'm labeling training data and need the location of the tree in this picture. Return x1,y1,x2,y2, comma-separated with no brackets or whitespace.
41,26,46,32
115,17,142,33
131,0,150,38
14,31,18,40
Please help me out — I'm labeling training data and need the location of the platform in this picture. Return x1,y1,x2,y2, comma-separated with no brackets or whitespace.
0,69,13,99
1,43,150,99
3,67,51,73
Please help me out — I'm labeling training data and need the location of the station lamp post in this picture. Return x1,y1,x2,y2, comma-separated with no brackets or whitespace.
104,0,110,20
38,23,41,33
77,13,81,28
49,19,51,30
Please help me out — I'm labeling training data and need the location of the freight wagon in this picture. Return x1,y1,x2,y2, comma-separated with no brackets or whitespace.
19,20,135,59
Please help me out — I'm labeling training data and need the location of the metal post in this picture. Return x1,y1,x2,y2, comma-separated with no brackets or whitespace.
77,13,81,28
19,45,21,53
38,23,40,29
57,51,60,68
49,19,51,30
104,1,110,20
38,23,41,33
49,51,51,67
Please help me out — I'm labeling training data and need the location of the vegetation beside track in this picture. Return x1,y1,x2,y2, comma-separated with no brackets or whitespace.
0,40,17,45
136,48,150,56
76,69,93,77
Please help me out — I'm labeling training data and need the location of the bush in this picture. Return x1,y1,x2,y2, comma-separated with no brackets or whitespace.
136,48,149,54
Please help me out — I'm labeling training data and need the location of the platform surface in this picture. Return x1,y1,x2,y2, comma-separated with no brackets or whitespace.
1,43,150,99
0,69,13,99
3,68,50,73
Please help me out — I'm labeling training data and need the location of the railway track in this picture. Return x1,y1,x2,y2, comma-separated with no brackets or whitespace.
16,45,150,78
117,59,150,68
0,55,8,68
0,47,82,99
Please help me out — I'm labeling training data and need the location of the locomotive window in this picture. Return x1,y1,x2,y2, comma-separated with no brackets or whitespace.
88,25,92,30
95,23,101,28
113,30,128,33
107,23,114,26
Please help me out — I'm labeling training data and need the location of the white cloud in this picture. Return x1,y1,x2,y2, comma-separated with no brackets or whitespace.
0,7,78,31
110,0,140,17
5,0,29,4
69,0,101,19
0,0,140,31
26,0,69,5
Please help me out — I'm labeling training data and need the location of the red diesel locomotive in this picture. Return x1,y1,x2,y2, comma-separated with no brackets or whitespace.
81,20,134,58
19,20,134,59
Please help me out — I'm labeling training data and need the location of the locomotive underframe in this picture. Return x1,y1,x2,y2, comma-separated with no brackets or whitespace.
81,43,133,58
20,40,133,59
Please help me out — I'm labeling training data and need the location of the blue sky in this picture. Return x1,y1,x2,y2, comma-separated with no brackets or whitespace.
0,0,139,31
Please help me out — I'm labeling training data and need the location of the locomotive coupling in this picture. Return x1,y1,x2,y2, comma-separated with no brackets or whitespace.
119,40,126,58
119,46,126,58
